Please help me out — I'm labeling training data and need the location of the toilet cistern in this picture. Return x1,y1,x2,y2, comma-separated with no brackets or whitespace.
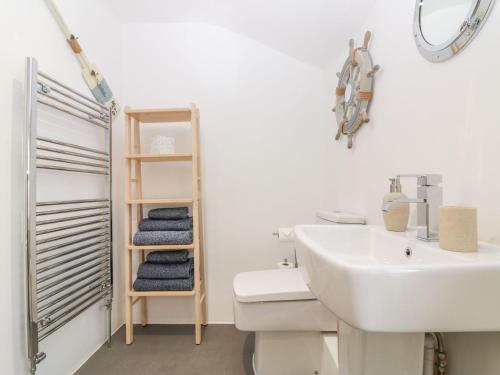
382,174,442,242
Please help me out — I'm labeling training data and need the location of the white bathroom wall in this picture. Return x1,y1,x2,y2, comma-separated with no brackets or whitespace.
5,0,499,373
325,0,500,242
103,0,374,68
121,22,327,324
324,0,500,373
0,1,123,374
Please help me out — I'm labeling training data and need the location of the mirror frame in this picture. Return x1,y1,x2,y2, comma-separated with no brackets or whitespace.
413,0,496,62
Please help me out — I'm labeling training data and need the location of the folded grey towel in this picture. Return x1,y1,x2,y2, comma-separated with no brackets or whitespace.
133,230,193,246
133,277,194,291
148,207,189,220
146,250,189,264
139,218,192,232
137,258,194,279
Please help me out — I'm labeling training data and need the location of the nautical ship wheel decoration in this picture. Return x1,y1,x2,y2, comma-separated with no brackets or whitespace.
333,31,380,149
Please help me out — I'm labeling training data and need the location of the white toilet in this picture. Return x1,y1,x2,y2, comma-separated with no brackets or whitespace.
233,211,365,375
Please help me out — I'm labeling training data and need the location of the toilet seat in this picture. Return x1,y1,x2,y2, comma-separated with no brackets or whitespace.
233,269,337,332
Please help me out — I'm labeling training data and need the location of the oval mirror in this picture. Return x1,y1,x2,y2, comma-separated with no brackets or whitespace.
414,0,496,62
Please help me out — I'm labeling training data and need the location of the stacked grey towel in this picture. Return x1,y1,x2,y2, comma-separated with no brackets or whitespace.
133,251,194,291
133,208,195,291
133,207,193,246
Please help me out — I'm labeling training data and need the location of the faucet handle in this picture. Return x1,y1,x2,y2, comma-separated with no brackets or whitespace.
396,174,442,186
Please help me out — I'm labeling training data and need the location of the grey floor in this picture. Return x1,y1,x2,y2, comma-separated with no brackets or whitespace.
76,324,254,375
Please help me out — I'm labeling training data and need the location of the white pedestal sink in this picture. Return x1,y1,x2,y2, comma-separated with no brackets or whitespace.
294,225,500,375
295,225,500,332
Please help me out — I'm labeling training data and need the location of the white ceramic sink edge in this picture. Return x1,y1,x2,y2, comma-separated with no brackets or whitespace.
294,224,500,333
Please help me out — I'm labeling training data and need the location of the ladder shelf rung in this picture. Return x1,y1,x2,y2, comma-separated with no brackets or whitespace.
126,153,193,162
124,107,192,123
126,198,193,205
128,289,195,297
127,244,194,251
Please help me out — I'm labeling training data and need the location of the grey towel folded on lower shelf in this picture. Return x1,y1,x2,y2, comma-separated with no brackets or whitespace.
137,258,194,279
146,250,189,264
133,230,193,246
133,277,194,292
148,207,189,220
139,218,192,232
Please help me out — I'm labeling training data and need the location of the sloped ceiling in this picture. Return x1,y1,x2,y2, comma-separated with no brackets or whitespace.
101,0,373,68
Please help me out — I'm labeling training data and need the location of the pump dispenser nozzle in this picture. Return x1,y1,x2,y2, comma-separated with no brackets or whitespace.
389,178,402,193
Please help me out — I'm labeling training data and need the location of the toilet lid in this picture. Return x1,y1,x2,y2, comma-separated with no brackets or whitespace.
233,268,316,303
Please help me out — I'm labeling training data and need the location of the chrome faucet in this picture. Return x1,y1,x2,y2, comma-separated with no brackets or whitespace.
381,174,442,242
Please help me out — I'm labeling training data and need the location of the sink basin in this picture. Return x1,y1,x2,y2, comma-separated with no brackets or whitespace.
294,225,500,332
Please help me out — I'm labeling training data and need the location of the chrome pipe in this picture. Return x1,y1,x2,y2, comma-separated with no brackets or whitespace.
39,288,109,330
37,198,109,206
38,82,105,116
36,218,109,235
37,241,109,265
38,71,108,111
107,106,114,316
36,224,110,245
38,291,109,342
38,278,109,314
39,289,109,330
36,232,109,255
36,212,109,226
37,164,109,175
37,98,109,130
36,204,109,216
37,90,109,124
37,268,109,303
36,155,108,169
37,247,108,274
106,300,112,347
38,282,108,319
25,56,41,373
37,145,108,162
37,255,110,284
38,289,109,333
37,136,108,156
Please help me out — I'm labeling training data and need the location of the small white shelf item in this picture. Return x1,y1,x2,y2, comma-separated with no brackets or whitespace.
150,135,175,154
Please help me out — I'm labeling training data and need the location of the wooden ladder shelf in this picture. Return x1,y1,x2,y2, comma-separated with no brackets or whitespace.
124,104,207,345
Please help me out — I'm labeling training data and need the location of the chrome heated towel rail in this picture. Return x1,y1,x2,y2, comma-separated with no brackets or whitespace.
25,57,113,374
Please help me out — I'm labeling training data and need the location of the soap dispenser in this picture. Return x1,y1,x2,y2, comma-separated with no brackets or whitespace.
383,178,409,232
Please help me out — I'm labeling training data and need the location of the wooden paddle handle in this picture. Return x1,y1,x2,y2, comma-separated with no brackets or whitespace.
67,35,82,53
363,31,372,49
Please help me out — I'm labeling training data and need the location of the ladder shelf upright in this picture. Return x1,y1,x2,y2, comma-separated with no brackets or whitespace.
124,104,207,345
